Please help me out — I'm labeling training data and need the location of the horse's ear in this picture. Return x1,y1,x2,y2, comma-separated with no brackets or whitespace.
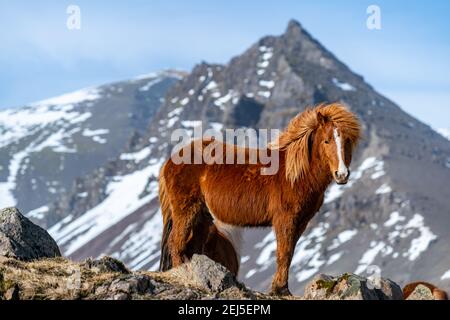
317,111,327,126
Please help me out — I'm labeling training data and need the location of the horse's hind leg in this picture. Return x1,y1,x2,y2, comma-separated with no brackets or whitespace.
169,199,203,267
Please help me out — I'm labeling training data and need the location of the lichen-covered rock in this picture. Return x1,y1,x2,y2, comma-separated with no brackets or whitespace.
302,273,403,300
166,254,238,293
405,284,435,300
81,256,130,274
0,207,61,261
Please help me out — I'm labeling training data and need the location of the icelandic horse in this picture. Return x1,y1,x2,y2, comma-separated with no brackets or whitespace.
159,103,361,295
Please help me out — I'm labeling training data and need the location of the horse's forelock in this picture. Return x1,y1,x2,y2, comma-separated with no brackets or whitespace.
318,103,361,146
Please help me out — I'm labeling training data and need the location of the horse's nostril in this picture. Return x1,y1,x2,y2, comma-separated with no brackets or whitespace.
334,171,339,177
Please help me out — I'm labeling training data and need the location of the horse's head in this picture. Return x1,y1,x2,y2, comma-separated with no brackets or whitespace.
269,103,361,186
315,112,354,184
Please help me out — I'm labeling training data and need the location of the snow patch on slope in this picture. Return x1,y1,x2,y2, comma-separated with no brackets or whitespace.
332,78,355,91
355,242,386,274
324,156,386,203
402,214,437,261
120,147,152,163
354,212,437,274
82,128,110,145
375,183,392,194
437,128,450,140
50,158,165,256
442,269,450,280
256,46,273,76
0,86,102,206
31,87,101,107
248,222,333,283
26,205,49,220
139,77,163,91
384,211,405,227
0,105,92,149
111,210,163,270
291,222,329,282
328,229,358,250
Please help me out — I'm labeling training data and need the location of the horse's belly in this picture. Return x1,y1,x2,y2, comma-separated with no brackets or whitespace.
204,193,270,227
200,165,272,226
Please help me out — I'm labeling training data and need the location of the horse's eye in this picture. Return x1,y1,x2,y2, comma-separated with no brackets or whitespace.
324,140,329,144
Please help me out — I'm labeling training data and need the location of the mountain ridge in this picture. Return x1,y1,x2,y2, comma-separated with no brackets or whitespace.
1,20,449,295
0,70,183,225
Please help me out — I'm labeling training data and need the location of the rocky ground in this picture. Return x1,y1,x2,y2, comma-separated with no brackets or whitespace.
0,207,441,300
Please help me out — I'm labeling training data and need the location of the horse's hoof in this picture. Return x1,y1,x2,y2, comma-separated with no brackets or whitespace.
269,286,292,297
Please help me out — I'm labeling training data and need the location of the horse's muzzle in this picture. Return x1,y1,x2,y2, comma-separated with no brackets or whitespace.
334,169,350,185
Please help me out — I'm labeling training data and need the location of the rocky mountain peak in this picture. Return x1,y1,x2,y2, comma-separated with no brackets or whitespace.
286,19,303,35
282,19,320,50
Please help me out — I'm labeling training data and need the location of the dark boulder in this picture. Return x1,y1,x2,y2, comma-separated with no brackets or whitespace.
0,207,61,261
302,273,403,300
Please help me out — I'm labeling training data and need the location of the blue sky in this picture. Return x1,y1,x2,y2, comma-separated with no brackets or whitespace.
0,0,449,128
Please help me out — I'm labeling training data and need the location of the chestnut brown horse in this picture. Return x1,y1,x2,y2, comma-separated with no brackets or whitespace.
159,103,361,295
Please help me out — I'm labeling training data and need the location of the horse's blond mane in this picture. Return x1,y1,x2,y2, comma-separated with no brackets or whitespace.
270,103,361,185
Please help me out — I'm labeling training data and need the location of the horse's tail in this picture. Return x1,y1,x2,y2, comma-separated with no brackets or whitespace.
403,282,448,300
159,162,173,272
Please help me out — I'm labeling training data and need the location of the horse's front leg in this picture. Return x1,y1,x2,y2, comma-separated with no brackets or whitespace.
270,217,303,296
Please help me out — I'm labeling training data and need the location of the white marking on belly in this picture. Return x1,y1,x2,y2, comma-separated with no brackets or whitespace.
333,127,347,175
213,218,243,257
206,203,243,263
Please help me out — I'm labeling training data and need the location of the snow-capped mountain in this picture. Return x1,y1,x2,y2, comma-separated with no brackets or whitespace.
0,71,183,226
2,20,450,295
